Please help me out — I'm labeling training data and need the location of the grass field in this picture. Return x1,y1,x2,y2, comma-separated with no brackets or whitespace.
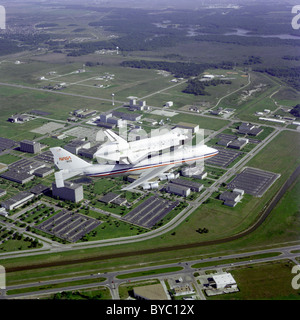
208,260,300,300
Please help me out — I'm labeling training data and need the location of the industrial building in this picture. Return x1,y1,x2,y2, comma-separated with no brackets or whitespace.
166,183,191,197
76,109,97,118
64,140,91,155
20,140,41,154
170,178,204,192
128,97,150,111
238,122,263,136
219,189,244,207
0,137,16,152
227,138,249,150
97,112,127,128
33,166,54,178
8,114,31,123
0,170,35,184
78,145,101,159
164,101,173,108
0,189,6,198
98,192,127,206
52,181,84,203
112,110,142,122
1,191,34,211
176,122,199,133
0,158,46,184
29,184,50,195
210,273,237,289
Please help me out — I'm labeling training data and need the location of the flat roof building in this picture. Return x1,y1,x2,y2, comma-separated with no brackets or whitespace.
64,140,91,155
170,178,203,192
211,273,237,289
52,181,83,203
29,184,50,195
0,170,35,184
20,140,41,154
219,189,244,207
99,192,127,206
228,138,248,150
1,191,34,211
238,122,263,136
166,183,191,197
176,122,199,133
33,167,54,178
0,189,6,197
112,110,142,122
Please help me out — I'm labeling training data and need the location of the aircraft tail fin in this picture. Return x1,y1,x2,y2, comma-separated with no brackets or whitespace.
104,129,128,147
50,147,91,171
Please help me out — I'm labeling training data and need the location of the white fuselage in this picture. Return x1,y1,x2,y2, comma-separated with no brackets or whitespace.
83,144,218,178
94,129,187,163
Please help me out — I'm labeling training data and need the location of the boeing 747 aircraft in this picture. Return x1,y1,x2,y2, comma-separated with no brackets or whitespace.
50,131,218,190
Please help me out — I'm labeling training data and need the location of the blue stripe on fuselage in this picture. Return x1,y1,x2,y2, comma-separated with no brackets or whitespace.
87,151,218,178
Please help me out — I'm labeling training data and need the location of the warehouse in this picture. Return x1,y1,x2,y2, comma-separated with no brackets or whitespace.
112,110,142,122
170,178,203,192
0,189,6,198
64,140,91,155
33,167,54,178
0,170,35,184
211,273,237,289
238,122,263,136
166,183,191,197
1,191,34,211
219,189,244,207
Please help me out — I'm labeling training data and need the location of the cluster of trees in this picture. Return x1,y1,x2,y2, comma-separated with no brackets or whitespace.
121,60,234,78
194,34,300,47
0,33,51,56
243,55,262,65
282,55,300,61
121,60,210,78
183,78,232,96
254,66,300,91
290,104,300,118
196,227,209,234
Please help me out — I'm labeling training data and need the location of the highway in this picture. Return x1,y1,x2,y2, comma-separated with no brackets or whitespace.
2,244,299,299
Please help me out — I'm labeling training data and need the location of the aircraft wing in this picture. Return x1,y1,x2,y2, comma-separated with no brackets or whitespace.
122,164,175,190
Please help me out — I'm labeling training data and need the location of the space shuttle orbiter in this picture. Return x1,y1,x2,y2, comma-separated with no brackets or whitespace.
94,129,188,165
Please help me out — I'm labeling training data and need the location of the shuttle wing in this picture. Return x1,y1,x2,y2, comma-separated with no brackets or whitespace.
122,164,175,190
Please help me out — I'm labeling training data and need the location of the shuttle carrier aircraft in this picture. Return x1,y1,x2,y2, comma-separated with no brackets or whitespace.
50,131,218,191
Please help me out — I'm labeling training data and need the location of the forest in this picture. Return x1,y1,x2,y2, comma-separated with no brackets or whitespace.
120,60,234,78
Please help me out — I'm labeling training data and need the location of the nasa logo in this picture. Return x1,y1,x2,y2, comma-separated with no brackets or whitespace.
59,156,72,162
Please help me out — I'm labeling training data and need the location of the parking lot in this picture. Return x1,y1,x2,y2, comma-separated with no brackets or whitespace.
206,146,243,168
122,196,179,229
36,210,101,242
227,167,280,197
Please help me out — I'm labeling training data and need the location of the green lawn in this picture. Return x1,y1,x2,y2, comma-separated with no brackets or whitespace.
208,260,300,300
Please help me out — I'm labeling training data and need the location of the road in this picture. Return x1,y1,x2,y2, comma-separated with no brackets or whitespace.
2,244,299,299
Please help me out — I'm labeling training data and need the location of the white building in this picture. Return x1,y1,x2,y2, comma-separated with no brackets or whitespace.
164,101,173,108
212,273,237,289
